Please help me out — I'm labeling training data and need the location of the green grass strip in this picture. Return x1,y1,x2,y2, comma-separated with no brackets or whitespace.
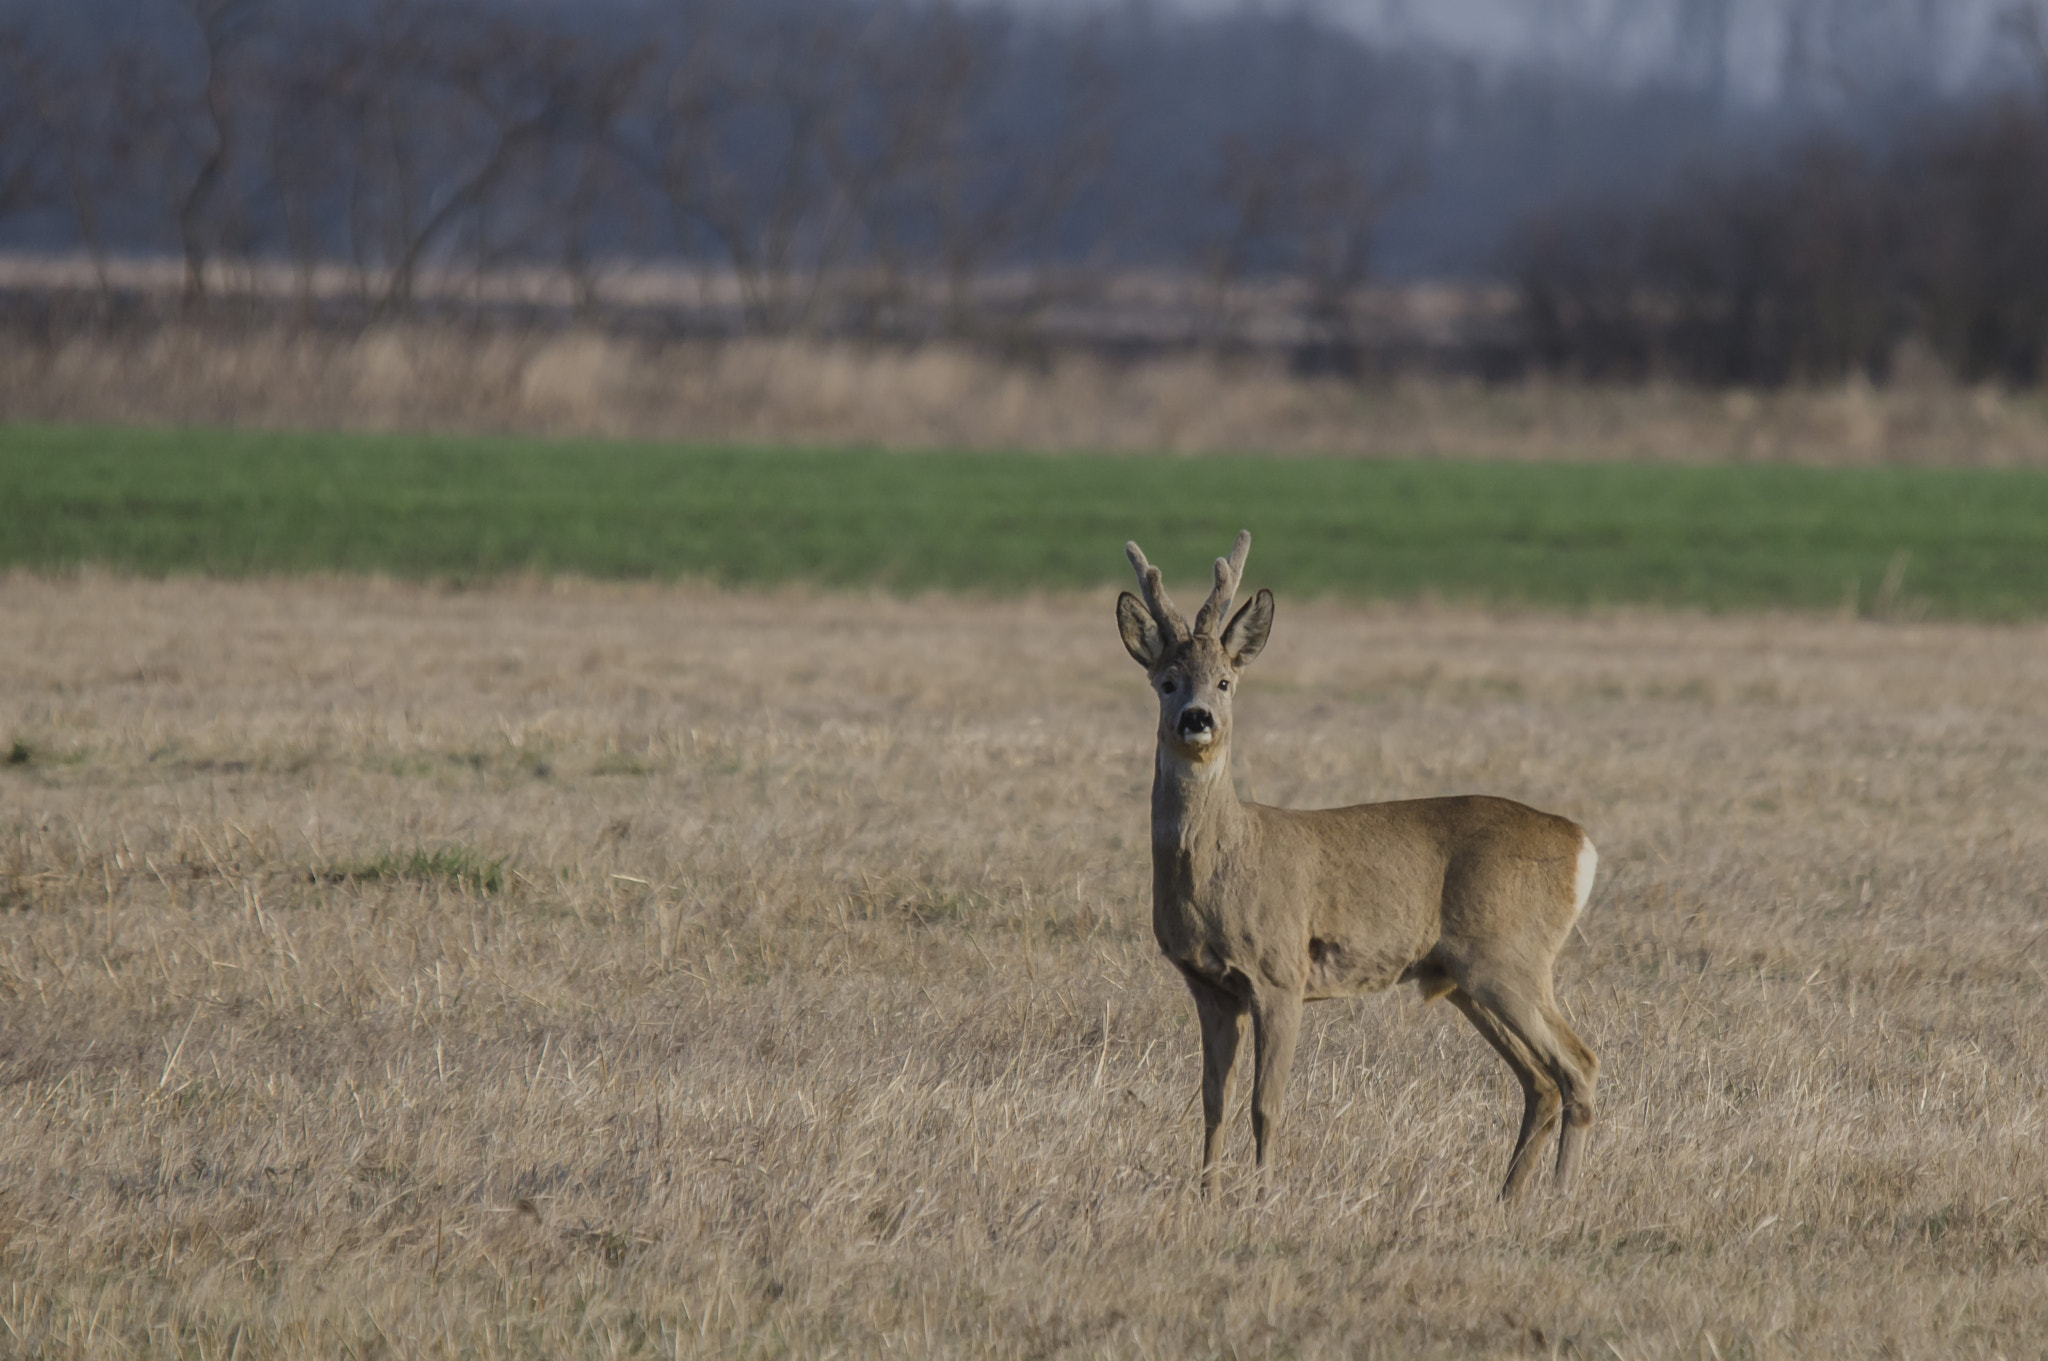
5,423,2048,616
319,846,506,895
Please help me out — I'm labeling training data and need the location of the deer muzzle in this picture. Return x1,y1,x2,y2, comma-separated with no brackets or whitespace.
1175,707,1217,746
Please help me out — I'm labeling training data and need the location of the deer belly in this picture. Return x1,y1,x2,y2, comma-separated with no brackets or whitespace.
1303,936,1412,999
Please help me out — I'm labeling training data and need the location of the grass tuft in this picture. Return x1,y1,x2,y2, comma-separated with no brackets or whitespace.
321,845,506,895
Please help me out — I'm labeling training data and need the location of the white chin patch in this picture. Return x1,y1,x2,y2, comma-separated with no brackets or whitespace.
1182,729,1215,748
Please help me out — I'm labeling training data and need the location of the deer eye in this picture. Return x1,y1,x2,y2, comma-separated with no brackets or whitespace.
1160,679,1176,694
1217,678,1230,692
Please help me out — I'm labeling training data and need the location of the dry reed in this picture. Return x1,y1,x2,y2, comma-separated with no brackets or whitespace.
6,323,2048,466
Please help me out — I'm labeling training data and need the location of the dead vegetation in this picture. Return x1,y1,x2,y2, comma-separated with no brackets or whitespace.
2,574,2047,1356
7,321,2048,465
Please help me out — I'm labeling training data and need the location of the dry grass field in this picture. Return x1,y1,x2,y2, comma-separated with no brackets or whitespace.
3,574,2047,1357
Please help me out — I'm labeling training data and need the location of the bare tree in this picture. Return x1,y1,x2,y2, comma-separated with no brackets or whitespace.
826,3,986,337
1902,99,2048,384
633,3,862,334
0,14,125,301
172,0,263,304
820,4,1117,342
2001,1,2048,99
0,23,63,252
1195,127,1400,368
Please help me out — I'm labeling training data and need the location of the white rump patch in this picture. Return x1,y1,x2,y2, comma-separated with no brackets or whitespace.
1572,836,1599,922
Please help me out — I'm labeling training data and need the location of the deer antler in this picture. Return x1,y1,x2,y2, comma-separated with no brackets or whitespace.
1125,541,1191,644
1193,530,1252,637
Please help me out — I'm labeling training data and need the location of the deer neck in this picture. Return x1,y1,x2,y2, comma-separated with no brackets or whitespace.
1152,741,1250,862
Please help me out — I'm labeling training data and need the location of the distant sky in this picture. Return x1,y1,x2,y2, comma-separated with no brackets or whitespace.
991,0,2025,104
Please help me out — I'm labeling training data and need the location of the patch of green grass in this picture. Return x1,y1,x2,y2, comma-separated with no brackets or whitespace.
3,736,89,769
591,751,660,777
321,846,506,895
8,423,2048,615
363,748,548,782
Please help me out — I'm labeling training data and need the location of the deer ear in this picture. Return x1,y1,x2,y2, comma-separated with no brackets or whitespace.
1117,591,1165,667
1222,588,1274,667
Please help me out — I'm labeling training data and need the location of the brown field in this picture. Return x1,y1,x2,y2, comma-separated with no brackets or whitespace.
7,321,2048,466
2,575,2047,1357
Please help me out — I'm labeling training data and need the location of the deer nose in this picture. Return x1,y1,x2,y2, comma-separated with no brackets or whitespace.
1177,707,1216,739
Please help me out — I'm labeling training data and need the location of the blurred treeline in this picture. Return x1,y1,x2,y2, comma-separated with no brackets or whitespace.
2,0,2047,386
0,0,1439,343
1519,103,2048,387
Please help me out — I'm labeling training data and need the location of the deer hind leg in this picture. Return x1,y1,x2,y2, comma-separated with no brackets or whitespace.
1452,981,1598,1198
1542,1001,1600,1191
1447,990,1560,1200
1248,987,1304,1195
1184,974,1249,1195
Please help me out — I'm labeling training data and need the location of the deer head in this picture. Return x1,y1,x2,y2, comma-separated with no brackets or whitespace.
1117,531,1275,767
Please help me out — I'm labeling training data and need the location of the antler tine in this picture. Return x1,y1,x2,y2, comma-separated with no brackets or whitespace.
1193,530,1253,636
1125,541,1190,642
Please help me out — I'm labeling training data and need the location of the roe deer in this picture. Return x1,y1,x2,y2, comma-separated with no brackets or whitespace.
1117,531,1600,1198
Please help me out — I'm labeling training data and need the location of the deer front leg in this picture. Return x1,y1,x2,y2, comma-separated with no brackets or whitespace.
1185,974,1248,1195
1248,986,1304,1194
